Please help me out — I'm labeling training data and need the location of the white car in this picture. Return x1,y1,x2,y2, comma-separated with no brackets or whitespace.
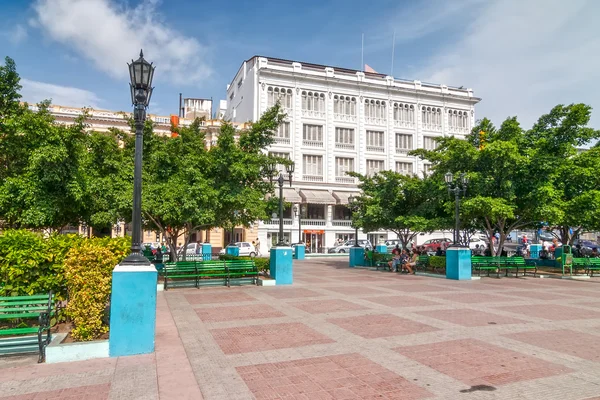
219,242,257,257
468,237,486,250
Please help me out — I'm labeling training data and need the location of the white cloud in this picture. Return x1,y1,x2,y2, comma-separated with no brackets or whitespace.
3,24,28,45
32,0,212,86
416,0,600,129
20,79,101,108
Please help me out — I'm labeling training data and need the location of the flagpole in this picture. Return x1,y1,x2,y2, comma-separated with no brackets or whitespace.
391,30,396,77
361,33,364,71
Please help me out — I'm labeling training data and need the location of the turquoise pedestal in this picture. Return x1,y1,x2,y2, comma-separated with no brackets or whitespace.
270,247,293,285
376,244,387,254
202,243,212,261
349,247,365,267
530,244,541,259
446,247,472,280
109,264,157,357
293,244,305,260
226,246,239,256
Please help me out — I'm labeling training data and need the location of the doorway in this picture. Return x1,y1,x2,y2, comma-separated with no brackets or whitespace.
304,230,324,253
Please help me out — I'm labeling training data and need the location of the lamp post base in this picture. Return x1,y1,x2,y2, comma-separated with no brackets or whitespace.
349,247,365,267
445,247,472,280
270,247,293,285
120,252,151,266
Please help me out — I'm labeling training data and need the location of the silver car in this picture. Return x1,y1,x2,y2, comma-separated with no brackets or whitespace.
328,240,373,253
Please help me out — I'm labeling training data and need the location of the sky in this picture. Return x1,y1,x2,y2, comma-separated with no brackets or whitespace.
1,0,599,130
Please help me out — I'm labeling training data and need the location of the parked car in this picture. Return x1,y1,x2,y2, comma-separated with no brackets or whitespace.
538,231,557,242
573,240,599,256
468,237,486,250
421,238,452,252
328,240,373,253
218,242,257,257
178,242,202,256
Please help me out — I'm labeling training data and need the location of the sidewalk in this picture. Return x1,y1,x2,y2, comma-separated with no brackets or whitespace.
2,259,600,399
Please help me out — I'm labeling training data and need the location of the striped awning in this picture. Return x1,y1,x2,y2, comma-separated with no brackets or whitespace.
332,191,356,205
299,190,336,204
282,188,302,203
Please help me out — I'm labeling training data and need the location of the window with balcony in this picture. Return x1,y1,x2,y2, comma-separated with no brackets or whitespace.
366,159,385,177
267,86,293,108
335,127,354,150
366,130,385,152
335,157,354,183
448,109,469,132
393,103,415,127
274,122,291,144
302,124,323,147
303,155,323,181
364,99,387,124
423,136,437,150
396,162,414,176
421,106,442,131
333,95,356,121
301,90,325,118
269,152,290,173
395,133,413,155
306,204,325,220
334,205,352,220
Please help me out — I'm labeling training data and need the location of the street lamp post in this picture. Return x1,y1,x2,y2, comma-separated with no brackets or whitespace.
266,162,295,246
293,205,303,243
348,195,360,247
122,50,155,266
444,172,468,246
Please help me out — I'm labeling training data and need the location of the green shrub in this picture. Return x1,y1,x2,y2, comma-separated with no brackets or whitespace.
429,256,446,270
63,237,130,341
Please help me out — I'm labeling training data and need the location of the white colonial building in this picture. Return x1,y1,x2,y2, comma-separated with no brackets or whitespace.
226,56,480,253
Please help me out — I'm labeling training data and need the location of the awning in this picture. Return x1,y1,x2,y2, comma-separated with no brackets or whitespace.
299,190,336,204
332,191,355,205
282,188,302,203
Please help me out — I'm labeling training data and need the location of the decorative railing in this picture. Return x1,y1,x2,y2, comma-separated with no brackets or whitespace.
366,146,384,153
332,220,352,226
365,117,386,126
395,148,411,155
303,219,326,226
335,143,354,150
448,126,469,134
394,120,415,129
303,140,324,147
335,177,355,184
301,109,326,119
267,218,293,226
302,175,324,182
274,137,291,145
333,113,356,123
422,123,442,132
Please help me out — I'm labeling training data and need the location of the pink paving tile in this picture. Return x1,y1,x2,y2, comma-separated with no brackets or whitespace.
262,287,324,299
210,322,335,354
0,357,117,383
503,290,576,300
184,290,256,304
555,289,600,298
433,292,518,304
237,353,433,400
195,304,285,322
494,304,600,321
506,329,600,362
290,299,368,314
1,384,112,400
384,283,460,293
395,339,572,387
417,309,526,327
322,286,387,296
363,295,439,308
327,314,438,339
294,276,332,283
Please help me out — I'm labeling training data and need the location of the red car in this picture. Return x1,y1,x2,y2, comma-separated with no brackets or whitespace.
421,238,452,252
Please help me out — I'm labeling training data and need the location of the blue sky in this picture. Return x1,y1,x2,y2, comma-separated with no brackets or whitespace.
1,0,599,129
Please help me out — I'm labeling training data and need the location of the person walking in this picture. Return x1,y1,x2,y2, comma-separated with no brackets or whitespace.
255,237,261,256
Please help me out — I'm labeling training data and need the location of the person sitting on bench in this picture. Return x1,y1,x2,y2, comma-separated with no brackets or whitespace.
402,249,418,274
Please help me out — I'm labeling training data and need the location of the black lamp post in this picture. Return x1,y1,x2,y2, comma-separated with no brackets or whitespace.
293,205,303,243
445,172,468,246
230,210,240,245
348,195,360,247
121,50,155,266
266,162,295,246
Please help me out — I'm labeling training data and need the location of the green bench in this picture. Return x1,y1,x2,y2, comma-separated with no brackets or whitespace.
375,254,393,271
0,292,54,363
572,258,589,275
416,255,430,272
164,260,258,290
471,256,532,277
587,258,600,277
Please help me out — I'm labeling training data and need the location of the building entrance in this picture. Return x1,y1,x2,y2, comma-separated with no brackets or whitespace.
304,230,324,253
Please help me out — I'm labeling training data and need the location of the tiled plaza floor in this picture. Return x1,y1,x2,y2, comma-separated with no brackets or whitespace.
3,259,600,399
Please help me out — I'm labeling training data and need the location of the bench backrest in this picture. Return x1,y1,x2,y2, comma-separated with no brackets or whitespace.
0,293,53,320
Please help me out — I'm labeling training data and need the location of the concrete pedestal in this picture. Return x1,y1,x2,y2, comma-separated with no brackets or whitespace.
293,244,305,260
530,244,541,259
226,245,239,257
376,244,387,254
202,243,212,261
270,247,293,285
349,247,365,267
109,264,157,357
445,247,472,280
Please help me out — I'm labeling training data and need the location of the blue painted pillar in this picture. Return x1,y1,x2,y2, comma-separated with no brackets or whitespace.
202,243,212,261
349,247,365,267
226,245,239,256
376,244,387,254
530,244,541,259
293,244,305,260
270,247,293,285
446,247,472,280
109,264,157,357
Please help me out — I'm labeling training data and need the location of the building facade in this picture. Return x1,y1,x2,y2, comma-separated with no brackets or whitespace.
225,56,481,253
